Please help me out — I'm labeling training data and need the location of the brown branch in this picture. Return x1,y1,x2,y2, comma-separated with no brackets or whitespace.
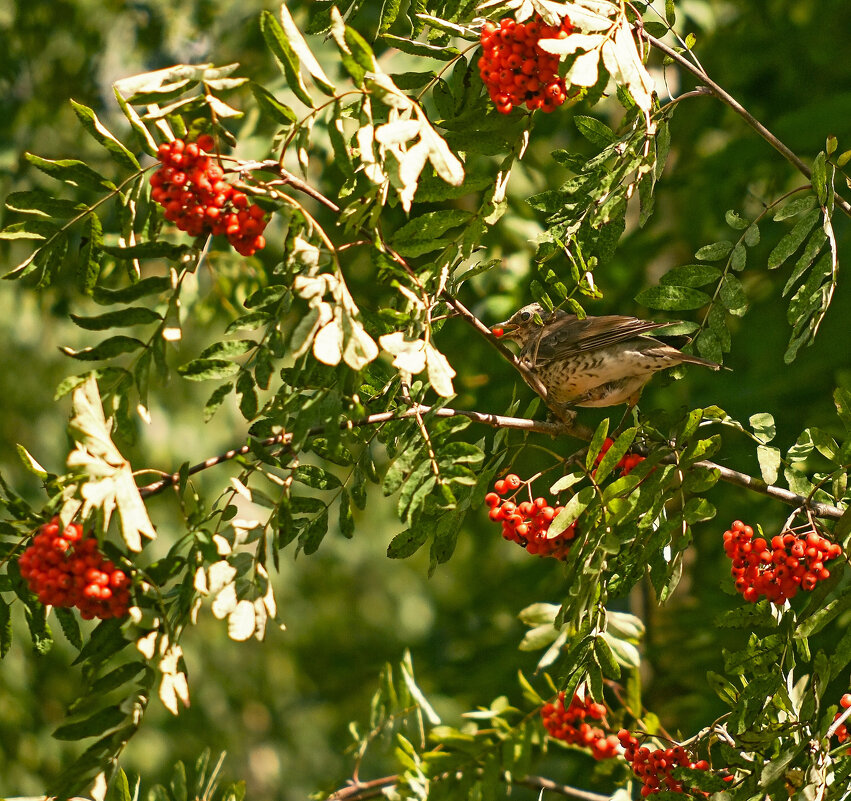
517,775,611,801
136,404,845,520
327,775,397,801
643,32,851,219
690,458,845,521
137,405,573,498
326,773,610,801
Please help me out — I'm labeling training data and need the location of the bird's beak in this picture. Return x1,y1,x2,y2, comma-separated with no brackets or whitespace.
491,320,518,338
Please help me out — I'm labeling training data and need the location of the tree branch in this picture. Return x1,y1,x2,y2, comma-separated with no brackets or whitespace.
517,775,611,801
643,32,851,219
136,405,845,520
325,772,611,801
137,405,573,498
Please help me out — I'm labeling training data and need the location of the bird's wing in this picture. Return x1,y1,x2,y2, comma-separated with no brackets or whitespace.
533,315,671,362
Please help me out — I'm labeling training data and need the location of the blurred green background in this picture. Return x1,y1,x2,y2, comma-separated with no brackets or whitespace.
1,0,850,798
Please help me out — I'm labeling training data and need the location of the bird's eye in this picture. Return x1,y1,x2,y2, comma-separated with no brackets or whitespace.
519,311,532,322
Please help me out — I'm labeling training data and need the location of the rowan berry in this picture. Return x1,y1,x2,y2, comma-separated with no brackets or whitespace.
724,522,842,605
149,136,269,256
483,473,577,559
478,14,574,114
18,517,132,620
541,692,618,760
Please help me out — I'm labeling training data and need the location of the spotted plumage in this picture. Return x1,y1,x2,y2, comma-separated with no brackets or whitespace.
493,303,721,408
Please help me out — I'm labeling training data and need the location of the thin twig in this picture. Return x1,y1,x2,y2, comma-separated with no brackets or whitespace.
136,405,846,520
516,775,612,801
325,772,611,801
643,32,851,219
137,405,572,498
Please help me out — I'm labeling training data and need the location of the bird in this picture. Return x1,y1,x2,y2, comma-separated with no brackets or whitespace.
491,303,722,410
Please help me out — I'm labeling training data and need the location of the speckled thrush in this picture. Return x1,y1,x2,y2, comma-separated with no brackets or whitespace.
492,303,721,409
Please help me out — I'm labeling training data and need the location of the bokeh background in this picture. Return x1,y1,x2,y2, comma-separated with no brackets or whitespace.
1,0,850,798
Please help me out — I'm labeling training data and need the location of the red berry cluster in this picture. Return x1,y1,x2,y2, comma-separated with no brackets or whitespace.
833,693,851,755
541,691,621,760
478,16,574,114
594,437,646,477
484,474,576,559
724,521,842,605
18,518,131,620
618,731,712,797
150,136,268,256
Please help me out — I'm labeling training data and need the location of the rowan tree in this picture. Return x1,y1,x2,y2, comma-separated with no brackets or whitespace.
1,1,850,800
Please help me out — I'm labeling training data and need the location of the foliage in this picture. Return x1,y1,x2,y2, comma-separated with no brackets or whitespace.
1,0,850,799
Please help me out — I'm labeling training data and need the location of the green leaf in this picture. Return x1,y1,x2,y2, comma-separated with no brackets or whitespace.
92,275,172,304
5,190,85,218
695,241,732,261
549,486,595,536
77,212,103,294
729,242,747,271
330,9,377,85
86,661,147,697
107,769,133,801
244,284,289,309
300,508,329,555
387,524,430,559
0,219,59,240
749,412,776,443
70,307,162,331
54,705,127,740
260,10,314,107
249,83,298,125
390,210,473,248
725,209,749,230
595,427,636,484
756,446,781,484
278,4,335,95
101,241,190,259
177,358,241,381
203,382,234,421
54,607,83,649
70,99,141,171
718,274,748,315
585,418,610,472
339,491,355,538
768,208,820,269
24,601,53,654
236,370,257,420
382,34,459,61
199,339,256,358
24,153,117,192
0,601,11,659
593,635,621,679
72,618,128,667
573,116,616,147
812,151,828,205
660,264,721,288
773,194,817,221
682,497,715,524
61,336,146,361
293,464,342,490
635,285,711,311
759,743,804,788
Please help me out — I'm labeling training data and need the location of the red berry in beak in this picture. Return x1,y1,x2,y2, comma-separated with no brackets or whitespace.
492,327,504,337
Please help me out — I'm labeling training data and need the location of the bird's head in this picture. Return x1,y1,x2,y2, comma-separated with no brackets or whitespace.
491,303,558,346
